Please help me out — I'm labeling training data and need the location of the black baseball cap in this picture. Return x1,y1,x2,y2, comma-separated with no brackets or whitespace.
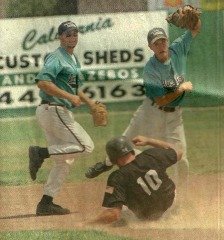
58,21,78,35
147,27,168,45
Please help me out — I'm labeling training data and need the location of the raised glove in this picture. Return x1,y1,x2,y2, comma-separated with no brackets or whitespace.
90,101,108,127
166,5,201,30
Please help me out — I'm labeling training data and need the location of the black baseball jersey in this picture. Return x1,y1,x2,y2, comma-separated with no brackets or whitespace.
102,147,177,220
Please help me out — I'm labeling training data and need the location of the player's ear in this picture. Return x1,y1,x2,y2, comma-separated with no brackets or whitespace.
149,43,153,50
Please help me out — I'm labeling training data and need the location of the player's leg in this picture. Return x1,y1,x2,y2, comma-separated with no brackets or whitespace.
34,104,94,168
124,98,166,139
45,106,94,154
31,105,94,215
165,108,189,206
34,105,94,154
36,156,71,216
29,105,51,181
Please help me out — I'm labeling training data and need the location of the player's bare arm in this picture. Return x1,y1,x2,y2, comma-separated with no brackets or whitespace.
37,80,81,106
191,19,201,38
132,135,183,161
155,81,193,106
88,207,122,225
78,90,95,106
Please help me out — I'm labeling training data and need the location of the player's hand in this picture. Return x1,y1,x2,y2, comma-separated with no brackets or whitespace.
191,19,201,37
178,81,193,92
69,95,81,106
132,135,149,146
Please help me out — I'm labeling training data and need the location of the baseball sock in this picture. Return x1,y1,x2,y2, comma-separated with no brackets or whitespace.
40,195,53,204
39,147,50,159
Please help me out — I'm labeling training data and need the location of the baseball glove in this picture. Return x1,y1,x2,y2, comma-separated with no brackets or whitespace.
166,5,201,30
90,101,108,127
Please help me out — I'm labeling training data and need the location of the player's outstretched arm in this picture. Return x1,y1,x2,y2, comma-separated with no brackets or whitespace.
132,135,183,161
78,90,95,106
133,135,172,148
88,207,122,225
191,19,201,38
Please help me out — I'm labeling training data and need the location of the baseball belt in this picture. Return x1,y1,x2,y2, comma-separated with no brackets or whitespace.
151,101,177,112
40,100,65,107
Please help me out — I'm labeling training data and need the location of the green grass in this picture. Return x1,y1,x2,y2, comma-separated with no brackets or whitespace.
0,230,134,240
0,107,223,240
0,107,223,186
184,107,224,173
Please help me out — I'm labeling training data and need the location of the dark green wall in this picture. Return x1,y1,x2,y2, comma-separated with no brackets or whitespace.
169,11,224,107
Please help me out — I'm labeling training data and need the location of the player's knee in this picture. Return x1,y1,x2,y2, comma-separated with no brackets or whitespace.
177,158,189,173
84,139,94,153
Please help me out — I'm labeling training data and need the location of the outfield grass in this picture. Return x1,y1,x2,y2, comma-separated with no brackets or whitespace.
0,106,223,186
0,230,133,240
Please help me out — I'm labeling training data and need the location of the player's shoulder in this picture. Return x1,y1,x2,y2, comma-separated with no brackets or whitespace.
108,169,124,180
144,56,158,74
108,169,127,185
136,148,177,165
143,147,176,156
145,55,155,66
52,47,65,58
44,48,61,63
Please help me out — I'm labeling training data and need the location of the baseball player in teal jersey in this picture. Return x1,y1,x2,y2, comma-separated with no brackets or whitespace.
85,21,201,206
29,21,97,216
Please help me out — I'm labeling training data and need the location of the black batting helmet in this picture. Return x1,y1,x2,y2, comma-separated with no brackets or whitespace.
106,136,134,164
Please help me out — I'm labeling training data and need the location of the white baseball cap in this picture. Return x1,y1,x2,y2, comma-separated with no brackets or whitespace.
147,27,168,45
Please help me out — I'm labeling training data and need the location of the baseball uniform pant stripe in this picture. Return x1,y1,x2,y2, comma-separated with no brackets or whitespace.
36,104,94,197
36,105,94,156
53,106,85,154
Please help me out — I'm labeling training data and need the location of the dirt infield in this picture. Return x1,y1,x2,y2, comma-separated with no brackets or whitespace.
0,173,224,240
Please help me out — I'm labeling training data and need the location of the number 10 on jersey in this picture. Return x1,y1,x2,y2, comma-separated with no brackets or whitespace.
137,170,162,196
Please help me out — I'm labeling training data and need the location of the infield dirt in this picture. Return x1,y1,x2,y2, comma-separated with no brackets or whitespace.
0,173,224,240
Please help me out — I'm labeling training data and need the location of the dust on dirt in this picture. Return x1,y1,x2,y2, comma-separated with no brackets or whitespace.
0,173,224,240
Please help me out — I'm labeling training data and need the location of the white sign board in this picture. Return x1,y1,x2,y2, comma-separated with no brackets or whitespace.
0,11,168,110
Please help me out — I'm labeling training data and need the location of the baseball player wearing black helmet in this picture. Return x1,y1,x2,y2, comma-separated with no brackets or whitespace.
85,19,201,208
89,135,182,224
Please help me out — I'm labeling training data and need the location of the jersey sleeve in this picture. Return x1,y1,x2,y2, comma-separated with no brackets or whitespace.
143,64,165,99
102,170,127,208
35,54,62,82
143,148,177,169
170,30,193,56
75,57,83,87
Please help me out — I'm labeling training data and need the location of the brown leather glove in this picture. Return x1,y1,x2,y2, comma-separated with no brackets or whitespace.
90,101,108,127
166,5,201,30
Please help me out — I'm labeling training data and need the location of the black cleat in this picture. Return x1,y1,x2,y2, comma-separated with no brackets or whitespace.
85,161,113,178
29,146,44,181
36,201,70,216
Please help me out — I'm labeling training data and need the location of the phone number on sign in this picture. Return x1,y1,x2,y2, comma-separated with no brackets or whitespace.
0,80,145,109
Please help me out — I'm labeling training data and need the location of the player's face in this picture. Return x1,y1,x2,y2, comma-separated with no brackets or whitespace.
150,38,169,63
59,29,78,50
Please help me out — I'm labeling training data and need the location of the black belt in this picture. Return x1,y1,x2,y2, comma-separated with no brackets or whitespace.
158,106,176,112
151,101,176,112
40,100,65,107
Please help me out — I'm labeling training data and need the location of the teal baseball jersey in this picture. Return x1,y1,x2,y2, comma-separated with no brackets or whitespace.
143,30,193,107
35,46,82,109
